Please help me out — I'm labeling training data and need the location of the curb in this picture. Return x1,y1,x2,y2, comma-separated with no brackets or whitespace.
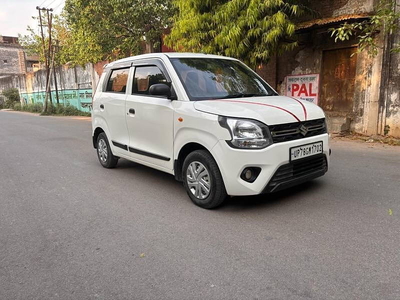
0,109,91,120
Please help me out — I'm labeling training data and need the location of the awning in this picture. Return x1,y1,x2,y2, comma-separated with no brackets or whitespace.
296,14,371,31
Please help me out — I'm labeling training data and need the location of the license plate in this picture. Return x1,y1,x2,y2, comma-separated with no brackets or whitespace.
290,142,323,161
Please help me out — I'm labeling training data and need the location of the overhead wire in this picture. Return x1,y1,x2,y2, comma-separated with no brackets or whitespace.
44,0,58,8
38,0,50,7
53,1,65,13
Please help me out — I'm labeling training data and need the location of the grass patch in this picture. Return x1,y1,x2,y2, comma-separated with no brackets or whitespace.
41,103,91,117
12,102,90,117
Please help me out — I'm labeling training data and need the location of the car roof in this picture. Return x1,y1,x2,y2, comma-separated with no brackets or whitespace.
106,52,237,69
164,52,236,60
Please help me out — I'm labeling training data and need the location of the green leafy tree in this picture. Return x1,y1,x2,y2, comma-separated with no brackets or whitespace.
19,23,45,63
330,0,400,57
63,0,175,64
19,15,70,66
2,88,21,108
165,0,308,67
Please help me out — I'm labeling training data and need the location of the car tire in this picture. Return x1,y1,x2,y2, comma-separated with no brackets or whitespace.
96,132,119,168
182,150,228,209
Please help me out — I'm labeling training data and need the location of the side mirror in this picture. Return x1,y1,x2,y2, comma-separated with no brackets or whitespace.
149,83,171,98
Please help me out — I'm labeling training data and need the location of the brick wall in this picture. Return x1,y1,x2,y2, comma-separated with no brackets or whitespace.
256,55,277,89
93,61,108,77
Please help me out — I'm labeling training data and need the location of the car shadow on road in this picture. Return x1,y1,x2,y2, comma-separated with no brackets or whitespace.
113,159,327,212
221,180,326,212
115,159,181,186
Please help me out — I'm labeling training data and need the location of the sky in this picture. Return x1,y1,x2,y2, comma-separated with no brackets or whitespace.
0,0,65,37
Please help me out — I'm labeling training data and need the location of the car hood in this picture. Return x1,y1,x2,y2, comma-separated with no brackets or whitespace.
193,96,325,125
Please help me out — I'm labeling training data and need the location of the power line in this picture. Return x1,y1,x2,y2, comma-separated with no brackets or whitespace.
38,0,62,9
53,1,64,13
38,0,50,7
44,0,58,8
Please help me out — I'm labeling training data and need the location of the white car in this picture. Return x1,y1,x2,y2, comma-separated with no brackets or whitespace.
92,53,329,209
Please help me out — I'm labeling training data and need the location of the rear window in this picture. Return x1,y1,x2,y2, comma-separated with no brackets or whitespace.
105,68,129,93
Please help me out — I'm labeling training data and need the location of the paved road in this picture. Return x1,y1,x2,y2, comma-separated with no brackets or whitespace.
1,111,399,300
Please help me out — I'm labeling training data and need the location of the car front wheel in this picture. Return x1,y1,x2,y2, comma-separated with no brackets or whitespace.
182,150,228,209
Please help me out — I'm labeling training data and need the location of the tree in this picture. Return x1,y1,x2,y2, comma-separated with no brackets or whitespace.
2,88,20,108
19,15,70,66
19,13,67,113
329,0,400,57
63,0,175,65
21,1,175,66
165,0,309,67
19,24,45,63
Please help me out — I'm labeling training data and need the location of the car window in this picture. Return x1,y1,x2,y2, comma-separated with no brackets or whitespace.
132,66,168,95
105,68,129,93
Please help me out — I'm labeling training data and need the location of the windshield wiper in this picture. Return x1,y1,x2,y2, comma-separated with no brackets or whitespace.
219,93,265,99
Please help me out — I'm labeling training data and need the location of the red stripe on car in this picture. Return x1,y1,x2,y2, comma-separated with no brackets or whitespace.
213,99,301,122
290,97,307,121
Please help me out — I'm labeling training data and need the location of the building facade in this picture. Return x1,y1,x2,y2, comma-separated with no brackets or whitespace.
0,36,41,99
0,35,97,111
258,0,400,137
0,36,26,76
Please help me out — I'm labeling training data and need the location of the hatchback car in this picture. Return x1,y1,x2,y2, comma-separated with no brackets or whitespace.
92,53,329,208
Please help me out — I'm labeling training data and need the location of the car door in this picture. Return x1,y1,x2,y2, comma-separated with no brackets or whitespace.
125,60,174,171
99,67,130,156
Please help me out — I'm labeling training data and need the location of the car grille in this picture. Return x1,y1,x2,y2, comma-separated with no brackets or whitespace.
269,118,327,143
265,154,328,192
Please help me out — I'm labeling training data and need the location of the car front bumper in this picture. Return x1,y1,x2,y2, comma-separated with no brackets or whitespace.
211,134,330,196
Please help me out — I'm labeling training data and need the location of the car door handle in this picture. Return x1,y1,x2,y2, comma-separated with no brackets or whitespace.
100,104,104,109
129,108,135,115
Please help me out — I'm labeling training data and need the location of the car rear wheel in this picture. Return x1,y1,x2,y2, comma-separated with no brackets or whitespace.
182,150,228,209
96,132,118,168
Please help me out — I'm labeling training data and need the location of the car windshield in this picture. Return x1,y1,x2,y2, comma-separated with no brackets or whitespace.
169,57,277,101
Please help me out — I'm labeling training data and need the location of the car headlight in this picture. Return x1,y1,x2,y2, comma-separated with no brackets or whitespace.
218,116,272,149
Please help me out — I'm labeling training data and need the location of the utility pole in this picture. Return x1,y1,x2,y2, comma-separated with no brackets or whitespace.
52,41,60,104
36,6,53,112
47,8,53,105
36,7,47,70
43,46,56,113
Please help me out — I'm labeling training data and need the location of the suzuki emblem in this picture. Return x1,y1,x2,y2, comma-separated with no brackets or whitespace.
299,124,308,136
